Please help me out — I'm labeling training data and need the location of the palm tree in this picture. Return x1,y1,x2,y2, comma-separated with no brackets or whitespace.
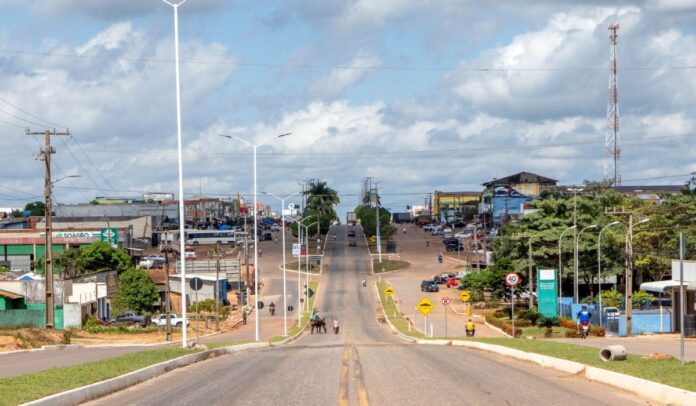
303,180,340,235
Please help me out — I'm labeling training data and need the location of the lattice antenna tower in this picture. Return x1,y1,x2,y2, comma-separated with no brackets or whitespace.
604,23,621,185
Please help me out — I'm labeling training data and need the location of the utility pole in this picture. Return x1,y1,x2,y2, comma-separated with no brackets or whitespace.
27,128,70,329
375,183,382,263
626,214,634,336
215,252,221,331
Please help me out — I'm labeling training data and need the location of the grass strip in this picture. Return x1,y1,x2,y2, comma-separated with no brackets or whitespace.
376,280,426,339
282,261,321,273
471,338,696,392
372,259,410,273
206,340,251,349
0,347,200,406
267,281,319,344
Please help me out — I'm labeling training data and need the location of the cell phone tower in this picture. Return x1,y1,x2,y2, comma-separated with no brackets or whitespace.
604,23,621,185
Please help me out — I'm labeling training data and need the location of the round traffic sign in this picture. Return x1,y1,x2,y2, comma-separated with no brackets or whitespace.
505,272,521,287
441,297,451,306
189,277,204,291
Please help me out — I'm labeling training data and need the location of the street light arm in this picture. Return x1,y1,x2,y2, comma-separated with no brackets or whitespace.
258,132,292,148
219,134,253,148
160,0,188,7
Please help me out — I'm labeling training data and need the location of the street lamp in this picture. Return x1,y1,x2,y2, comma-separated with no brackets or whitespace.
597,221,620,327
299,221,317,313
574,224,598,303
558,225,576,314
287,215,312,322
262,191,300,336
160,0,189,349
220,133,292,342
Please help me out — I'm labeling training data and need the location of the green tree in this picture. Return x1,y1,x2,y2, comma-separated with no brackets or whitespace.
10,209,23,218
115,268,159,313
54,241,132,278
300,180,340,235
24,201,45,216
354,205,394,239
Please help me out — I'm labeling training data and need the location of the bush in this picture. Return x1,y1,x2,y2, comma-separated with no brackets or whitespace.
601,289,623,309
521,310,541,326
484,311,523,338
632,290,654,309
539,316,559,328
558,317,576,330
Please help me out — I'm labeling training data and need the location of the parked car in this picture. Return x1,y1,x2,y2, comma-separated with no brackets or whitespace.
349,240,357,247
604,307,620,319
139,254,165,269
431,228,443,236
184,251,197,260
432,275,445,284
110,312,150,327
454,231,472,239
453,221,466,228
423,224,434,231
151,313,189,327
445,242,462,252
446,277,459,288
262,232,273,241
421,280,439,292
442,227,453,234
348,230,356,237
270,224,280,232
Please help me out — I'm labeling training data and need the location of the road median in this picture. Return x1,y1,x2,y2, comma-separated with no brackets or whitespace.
373,280,696,405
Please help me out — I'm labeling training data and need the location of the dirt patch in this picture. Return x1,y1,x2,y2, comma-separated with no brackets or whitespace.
0,328,64,351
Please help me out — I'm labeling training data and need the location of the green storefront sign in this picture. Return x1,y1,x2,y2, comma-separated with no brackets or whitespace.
100,228,118,248
537,268,557,317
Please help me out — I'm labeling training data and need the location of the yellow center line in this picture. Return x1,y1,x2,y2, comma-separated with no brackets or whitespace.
338,343,350,406
352,345,370,406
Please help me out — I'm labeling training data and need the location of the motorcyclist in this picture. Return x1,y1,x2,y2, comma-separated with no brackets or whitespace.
333,234,336,241
333,318,340,334
310,309,319,321
466,319,476,337
437,252,443,263
403,227,406,234
361,276,367,287
576,305,592,333
269,302,276,316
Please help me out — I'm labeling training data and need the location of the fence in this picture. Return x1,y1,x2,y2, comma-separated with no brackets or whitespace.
0,307,64,329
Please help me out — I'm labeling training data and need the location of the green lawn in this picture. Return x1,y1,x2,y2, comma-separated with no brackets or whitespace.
206,340,252,349
0,347,200,406
376,280,426,339
267,281,320,343
283,260,321,273
372,259,410,273
471,338,696,392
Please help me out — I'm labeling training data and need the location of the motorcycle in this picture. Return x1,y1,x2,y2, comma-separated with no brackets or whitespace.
438,255,443,263
362,278,367,287
333,324,340,334
579,321,590,339
269,305,276,316
466,328,476,337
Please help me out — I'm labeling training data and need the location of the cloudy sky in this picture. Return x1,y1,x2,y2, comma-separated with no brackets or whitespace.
1,0,695,217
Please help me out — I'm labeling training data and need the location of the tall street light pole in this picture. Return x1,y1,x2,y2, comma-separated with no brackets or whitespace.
220,133,292,342
574,224,598,303
302,221,317,313
558,225,576,315
263,191,300,337
567,187,583,304
290,215,312,322
597,221,620,326
160,0,189,349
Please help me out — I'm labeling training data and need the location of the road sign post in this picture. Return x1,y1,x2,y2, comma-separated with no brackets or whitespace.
505,272,521,338
417,297,434,336
441,297,450,337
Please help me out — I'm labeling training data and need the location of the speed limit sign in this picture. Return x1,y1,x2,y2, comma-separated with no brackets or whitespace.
505,272,521,287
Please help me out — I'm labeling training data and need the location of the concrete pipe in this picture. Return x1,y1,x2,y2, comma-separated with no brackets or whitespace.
599,345,627,362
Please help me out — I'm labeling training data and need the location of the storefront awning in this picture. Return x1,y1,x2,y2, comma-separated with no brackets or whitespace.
640,280,692,293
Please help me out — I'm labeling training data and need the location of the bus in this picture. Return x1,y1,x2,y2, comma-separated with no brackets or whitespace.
176,230,237,246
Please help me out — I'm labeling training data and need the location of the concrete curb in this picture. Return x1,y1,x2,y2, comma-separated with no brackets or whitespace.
374,283,417,343
584,366,696,406
371,261,411,275
22,342,270,406
482,316,513,338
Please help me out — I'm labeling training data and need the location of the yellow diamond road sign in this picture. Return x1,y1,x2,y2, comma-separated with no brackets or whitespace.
384,287,394,297
460,290,471,303
416,297,434,316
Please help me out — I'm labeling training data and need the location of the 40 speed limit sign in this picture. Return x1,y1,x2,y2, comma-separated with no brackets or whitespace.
505,272,521,287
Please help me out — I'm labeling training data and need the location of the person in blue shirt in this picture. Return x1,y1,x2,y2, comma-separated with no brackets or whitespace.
576,305,592,331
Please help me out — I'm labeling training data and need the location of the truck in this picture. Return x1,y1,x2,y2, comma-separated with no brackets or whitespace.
415,215,432,225
346,212,356,225
392,212,411,223
110,312,151,327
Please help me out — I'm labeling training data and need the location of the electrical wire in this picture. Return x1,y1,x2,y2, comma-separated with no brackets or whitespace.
57,136,112,195
70,136,117,191
0,97,67,129
0,108,52,129
2,48,696,73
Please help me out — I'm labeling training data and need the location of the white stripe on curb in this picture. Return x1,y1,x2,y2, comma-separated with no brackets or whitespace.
22,342,270,406
585,366,696,406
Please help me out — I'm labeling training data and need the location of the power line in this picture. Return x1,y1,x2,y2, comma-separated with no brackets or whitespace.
3,48,696,72
0,108,53,129
0,97,67,129
0,118,29,129
70,136,117,190
57,137,111,195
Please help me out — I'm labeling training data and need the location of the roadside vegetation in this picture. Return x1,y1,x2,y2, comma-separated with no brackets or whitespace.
372,258,410,273
0,347,200,406
376,280,426,339
268,281,319,343
472,338,696,392
282,260,321,274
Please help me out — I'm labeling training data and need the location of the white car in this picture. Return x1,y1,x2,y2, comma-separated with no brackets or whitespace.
139,255,165,269
151,313,189,327
270,224,280,232
442,227,453,234
184,251,197,260
455,231,473,239
423,224,434,231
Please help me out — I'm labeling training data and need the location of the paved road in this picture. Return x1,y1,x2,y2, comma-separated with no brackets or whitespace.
0,346,164,379
88,225,653,406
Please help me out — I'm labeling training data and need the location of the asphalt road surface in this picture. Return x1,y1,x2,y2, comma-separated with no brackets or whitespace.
88,225,654,406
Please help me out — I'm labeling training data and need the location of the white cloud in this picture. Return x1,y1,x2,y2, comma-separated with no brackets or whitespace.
309,51,383,96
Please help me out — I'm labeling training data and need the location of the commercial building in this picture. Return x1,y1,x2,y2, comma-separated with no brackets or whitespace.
432,191,480,223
